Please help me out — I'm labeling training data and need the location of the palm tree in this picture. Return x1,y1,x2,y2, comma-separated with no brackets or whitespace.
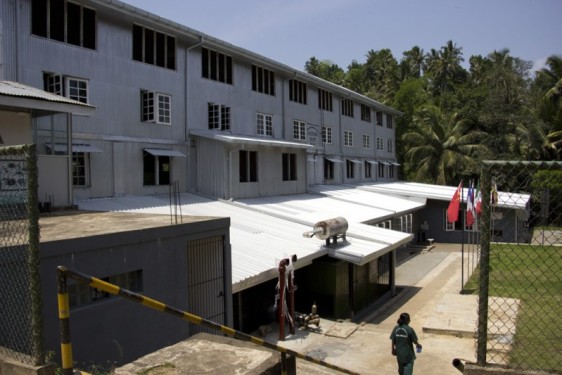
400,46,425,80
425,40,466,96
363,49,399,103
402,104,488,185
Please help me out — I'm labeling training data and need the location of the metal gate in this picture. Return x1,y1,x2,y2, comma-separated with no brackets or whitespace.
187,236,226,335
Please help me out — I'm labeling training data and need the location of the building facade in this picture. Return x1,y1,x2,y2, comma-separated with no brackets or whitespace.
1,0,401,205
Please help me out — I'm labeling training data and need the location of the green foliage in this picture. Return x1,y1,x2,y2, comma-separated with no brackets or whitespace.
304,45,562,182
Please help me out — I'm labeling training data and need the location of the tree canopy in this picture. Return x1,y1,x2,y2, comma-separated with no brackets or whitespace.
304,42,562,185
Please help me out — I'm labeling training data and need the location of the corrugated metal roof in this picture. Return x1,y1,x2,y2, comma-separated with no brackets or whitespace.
358,182,530,210
76,192,411,292
308,184,426,217
0,80,94,109
190,130,313,149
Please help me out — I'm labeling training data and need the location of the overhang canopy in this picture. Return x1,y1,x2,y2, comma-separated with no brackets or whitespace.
144,148,186,157
0,80,95,115
46,143,103,153
191,130,313,149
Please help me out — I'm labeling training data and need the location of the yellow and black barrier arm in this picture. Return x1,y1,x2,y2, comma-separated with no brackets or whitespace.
57,266,360,375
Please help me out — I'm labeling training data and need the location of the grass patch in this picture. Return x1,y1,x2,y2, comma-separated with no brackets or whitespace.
465,243,562,373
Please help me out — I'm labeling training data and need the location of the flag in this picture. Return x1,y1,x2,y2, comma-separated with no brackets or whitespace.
466,181,475,226
447,181,462,223
475,181,482,216
491,180,498,206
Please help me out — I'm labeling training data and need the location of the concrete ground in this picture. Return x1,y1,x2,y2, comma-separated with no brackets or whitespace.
264,243,480,375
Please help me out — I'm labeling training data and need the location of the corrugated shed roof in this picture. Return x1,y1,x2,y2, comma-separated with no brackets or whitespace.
358,182,530,210
76,193,411,292
0,81,94,108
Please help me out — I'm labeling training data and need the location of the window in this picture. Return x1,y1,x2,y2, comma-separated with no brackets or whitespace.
256,113,273,136
293,120,306,140
252,65,275,96
143,151,170,185
322,126,332,144
202,47,232,84
318,89,333,111
361,104,371,122
240,150,257,182
72,152,88,186
364,161,372,178
386,114,393,129
389,165,395,178
342,99,354,117
141,91,171,125
363,134,370,149
344,131,353,147
346,160,355,179
132,25,176,69
377,137,384,151
289,79,307,104
32,0,96,49
44,73,89,103
444,209,462,231
208,103,230,131
324,158,334,180
388,139,393,153
282,153,297,181
376,112,383,126
68,270,143,308
378,163,385,178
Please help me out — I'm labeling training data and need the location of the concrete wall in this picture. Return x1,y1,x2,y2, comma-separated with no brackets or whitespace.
39,217,231,367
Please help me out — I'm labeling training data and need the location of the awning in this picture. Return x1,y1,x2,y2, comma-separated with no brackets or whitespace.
366,160,379,165
144,148,186,157
392,162,401,166
347,158,362,164
46,143,103,153
324,156,343,163
190,130,313,150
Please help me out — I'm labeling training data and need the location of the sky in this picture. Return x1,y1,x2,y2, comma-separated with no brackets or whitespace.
123,0,562,74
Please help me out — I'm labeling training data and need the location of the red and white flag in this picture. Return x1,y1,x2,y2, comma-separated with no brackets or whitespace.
475,181,482,215
447,182,463,223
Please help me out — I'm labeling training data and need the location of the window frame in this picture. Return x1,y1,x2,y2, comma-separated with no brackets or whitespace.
364,161,372,178
256,113,273,136
322,126,332,144
202,47,233,84
289,79,307,104
376,137,384,151
386,114,393,129
342,98,354,118
361,104,371,122
252,65,275,96
240,150,258,183
318,89,333,111
141,91,172,125
143,151,171,186
376,112,383,126
282,153,297,181
363,134,370,149
344,130,353,147
323,158,335,180
208,103,231,131
346,160,355,179
293,120,306,141
132,24,176,70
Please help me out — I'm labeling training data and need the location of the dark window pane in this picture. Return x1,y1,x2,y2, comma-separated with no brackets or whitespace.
239,150,247,182
155,32,166,67
210,50,217,80
132,25,143,62
50,0,65,42
202,48,209,78
83,7,96,49
166,35,175,69
144,28,154,64
143,151,156,185
158,156,170,185
66,2,81,46
226,56,232,84
218,53,225,82
249,151,257,182
252,65,257,91
31,0,47,37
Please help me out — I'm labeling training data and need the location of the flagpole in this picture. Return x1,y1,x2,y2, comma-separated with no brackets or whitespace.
461,179,465,292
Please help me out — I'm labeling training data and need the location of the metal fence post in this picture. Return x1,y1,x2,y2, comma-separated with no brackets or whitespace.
476,166,491,366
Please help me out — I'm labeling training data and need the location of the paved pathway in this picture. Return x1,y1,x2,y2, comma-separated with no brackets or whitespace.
269,243,478,374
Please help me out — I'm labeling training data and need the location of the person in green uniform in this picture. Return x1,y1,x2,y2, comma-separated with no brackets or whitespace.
390,312,422,375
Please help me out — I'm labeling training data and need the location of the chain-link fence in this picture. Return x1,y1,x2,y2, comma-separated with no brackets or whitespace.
0,144,43,365
476,161,562,374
